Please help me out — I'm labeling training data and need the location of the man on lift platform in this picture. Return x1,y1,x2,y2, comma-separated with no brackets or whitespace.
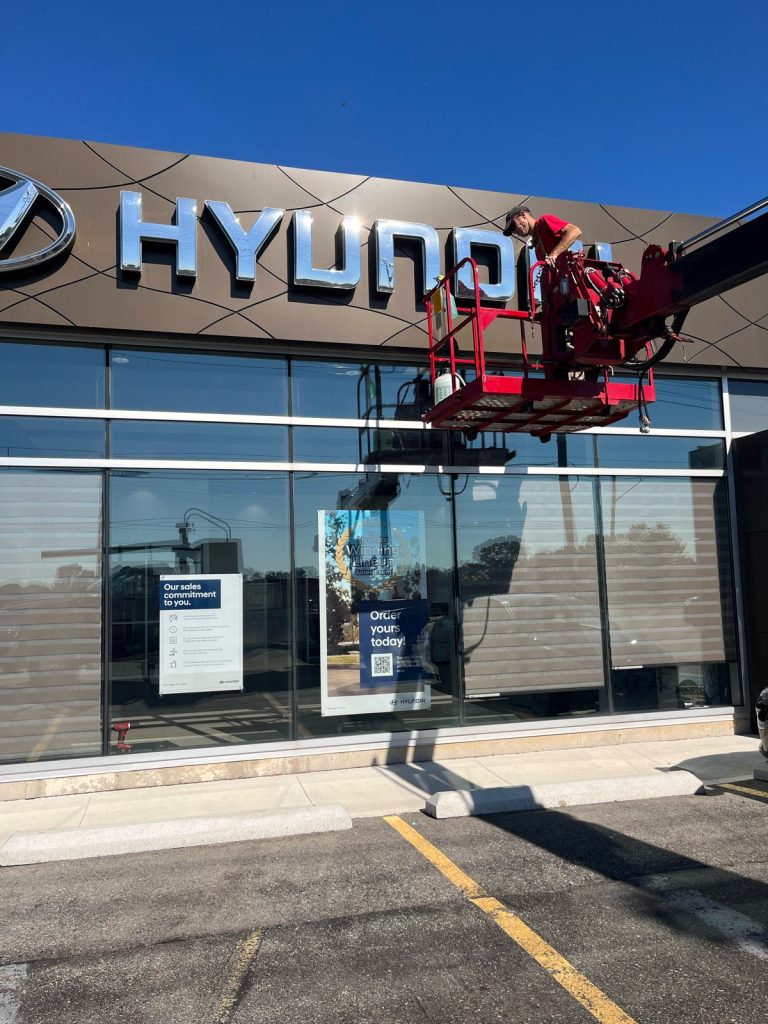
502,205,582,267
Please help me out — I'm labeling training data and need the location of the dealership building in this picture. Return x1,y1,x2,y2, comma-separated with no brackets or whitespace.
1,132,766,795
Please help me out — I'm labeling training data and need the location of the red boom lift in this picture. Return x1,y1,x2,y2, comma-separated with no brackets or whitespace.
424,198,768,440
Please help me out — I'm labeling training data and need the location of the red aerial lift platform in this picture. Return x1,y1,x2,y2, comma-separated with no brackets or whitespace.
423,197,768,439
424,254,655,439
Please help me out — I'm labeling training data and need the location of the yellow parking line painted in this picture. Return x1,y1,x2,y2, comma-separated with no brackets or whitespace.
211,929,263,1024
719,782,768,802
385,815,637,1024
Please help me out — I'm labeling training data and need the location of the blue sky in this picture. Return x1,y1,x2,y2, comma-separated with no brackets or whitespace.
3,1,765,216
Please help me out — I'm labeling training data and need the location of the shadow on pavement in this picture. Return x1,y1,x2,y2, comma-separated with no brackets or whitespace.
471,797,768,947
378,731,768,946
671,749,763,784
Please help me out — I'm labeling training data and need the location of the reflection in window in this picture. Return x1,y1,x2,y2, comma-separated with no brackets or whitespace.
292,426,450,466
597,436,725,469
0,470,103,763
109,471,291,753
463,430,595,468
110,421,288,462
0,342,105,409
0,417,106,458
111,350,287,415
456,476,605,721
291,361,429,420
728,379,768,433
601,476,737,711
614,374,722,429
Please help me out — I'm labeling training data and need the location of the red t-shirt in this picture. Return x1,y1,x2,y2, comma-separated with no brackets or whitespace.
533,214,569,259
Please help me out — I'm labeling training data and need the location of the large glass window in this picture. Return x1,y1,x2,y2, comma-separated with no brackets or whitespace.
728,379,768,432
0,470,103,763
110,422,288,462
650,376,723,429
464,431,595,468
616,374,723,429
455,475,605,723
110,350,288,415
291,361,427,420
0,341,105,408
293,471,459,738
292,426,450,466
0,417,106,459
597,436,725,470
600,476,737,711
109,471,291,753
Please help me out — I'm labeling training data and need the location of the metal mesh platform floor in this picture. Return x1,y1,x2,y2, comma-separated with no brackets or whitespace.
424,374,647,436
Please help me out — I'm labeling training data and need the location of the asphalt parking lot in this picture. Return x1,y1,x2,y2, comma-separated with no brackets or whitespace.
1,781,767,1024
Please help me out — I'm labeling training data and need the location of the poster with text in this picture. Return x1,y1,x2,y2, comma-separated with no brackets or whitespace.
318,509,434,716
159,574,243,695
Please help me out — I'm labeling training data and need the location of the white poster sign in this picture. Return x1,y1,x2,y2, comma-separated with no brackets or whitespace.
159,574,243,695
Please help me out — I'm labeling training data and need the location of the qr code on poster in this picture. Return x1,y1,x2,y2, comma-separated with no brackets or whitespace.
371,653,393,677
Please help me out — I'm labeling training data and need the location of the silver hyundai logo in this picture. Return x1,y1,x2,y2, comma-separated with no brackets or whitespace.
0,166,76,273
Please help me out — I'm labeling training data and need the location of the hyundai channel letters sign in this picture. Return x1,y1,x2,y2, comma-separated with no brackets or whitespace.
0,166,614,306
118,190,519,301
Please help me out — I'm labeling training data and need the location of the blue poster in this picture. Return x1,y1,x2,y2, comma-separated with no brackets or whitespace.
358,599,430,688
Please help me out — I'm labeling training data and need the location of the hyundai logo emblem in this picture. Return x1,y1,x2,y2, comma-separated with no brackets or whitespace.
0,166,76,274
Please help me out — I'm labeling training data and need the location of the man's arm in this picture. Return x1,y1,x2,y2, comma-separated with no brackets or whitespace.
545,222,582,267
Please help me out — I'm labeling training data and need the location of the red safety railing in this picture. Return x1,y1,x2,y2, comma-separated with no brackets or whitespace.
424,257,531,388
423,256,655,438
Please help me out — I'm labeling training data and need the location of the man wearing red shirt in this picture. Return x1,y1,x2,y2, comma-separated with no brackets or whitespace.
502,205,582,267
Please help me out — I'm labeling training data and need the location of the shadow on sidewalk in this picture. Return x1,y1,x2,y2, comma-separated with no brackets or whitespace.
369,724,499,800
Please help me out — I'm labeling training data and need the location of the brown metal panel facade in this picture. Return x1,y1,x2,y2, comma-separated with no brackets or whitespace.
1,132,765,369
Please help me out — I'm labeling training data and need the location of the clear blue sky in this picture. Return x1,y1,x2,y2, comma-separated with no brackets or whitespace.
3,1,765,216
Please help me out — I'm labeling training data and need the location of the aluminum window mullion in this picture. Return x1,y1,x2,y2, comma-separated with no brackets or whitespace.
0,406,430,430
0,406,731,438
722,372,750,709
0,456,728,478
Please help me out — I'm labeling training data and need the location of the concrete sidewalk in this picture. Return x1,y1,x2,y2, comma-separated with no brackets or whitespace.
0,735,761,857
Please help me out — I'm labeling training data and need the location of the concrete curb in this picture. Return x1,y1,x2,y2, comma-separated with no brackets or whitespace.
424,772,705,818
754,765,768,781
0,804,352,865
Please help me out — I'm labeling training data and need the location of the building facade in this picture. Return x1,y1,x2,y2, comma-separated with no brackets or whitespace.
1,134,766,786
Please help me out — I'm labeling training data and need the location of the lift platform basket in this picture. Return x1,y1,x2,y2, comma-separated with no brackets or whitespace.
423,256,654,438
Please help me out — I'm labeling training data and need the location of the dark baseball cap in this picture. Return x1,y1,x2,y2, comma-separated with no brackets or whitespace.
502,205,532,235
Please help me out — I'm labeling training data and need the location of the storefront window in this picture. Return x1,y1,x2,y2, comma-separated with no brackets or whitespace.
615,374,722,429
293,471,459,738
108,470,291,753
0,469,103,763
0,341,105,409
597,436,725,470
728,379,768,432
0,417,106,458
600,476,738,711
463,430,595,468
291,361,427,420
292,426,450,466
455,475,605,724
110,422,288,462
110,350,288,415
